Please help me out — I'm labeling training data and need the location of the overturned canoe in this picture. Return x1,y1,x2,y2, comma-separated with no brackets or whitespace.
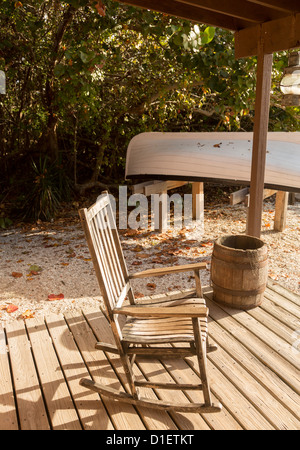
125,132,300,193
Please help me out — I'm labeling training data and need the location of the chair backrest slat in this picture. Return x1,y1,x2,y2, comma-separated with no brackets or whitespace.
98,208,125,293
91,214,117,305
79,192,131,317
95,211,121,299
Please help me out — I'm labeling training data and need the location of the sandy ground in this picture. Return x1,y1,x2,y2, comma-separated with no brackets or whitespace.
0,197,299,325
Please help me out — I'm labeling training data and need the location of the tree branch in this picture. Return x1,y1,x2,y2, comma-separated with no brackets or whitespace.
129,80,204,115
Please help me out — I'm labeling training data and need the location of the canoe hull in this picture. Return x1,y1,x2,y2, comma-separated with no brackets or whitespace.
125,132,300,193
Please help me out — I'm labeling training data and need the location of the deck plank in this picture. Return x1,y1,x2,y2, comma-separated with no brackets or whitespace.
25,317,82,430
264,287,300,319
207,316,300,421
1,282,299,431
0,325,18,430
267,281,300,306
247,303,297,346
45,313,114,430
64,310,146,430
260,295,299,331
82,308,181,430
5,320,50,430
154,351,243,430
206,335,300,429
205,292,300,394
211,302,299,370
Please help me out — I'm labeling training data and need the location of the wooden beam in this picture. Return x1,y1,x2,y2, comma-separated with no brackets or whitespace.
235,13,300,58
230,187,250,205
244,188,277,207
115,0,245,30
177,0,283,23
131,180,158,194
144,180,187,196
246,0,300,13
247,49,273,238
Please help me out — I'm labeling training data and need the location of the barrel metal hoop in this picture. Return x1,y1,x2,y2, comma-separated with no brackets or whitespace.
211,281,267,297
211,255,268,271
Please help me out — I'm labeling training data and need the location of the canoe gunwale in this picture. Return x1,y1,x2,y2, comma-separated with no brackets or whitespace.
125,173,300,194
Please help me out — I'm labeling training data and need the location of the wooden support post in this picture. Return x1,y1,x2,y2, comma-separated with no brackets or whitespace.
247,49,273,238
192,182,204,222
274,191,289,232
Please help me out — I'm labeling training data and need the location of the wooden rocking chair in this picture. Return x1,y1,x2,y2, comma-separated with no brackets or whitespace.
78,192,222,413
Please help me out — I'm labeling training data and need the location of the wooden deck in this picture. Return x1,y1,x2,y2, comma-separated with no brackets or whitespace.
0,281,299,430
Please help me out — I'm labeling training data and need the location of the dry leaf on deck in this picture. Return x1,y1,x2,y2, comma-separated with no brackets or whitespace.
11,272,23,278
47,293,65,301
7,304,18,313
21,310,35,319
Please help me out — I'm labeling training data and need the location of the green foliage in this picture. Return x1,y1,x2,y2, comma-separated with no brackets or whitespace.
0,217,13,229
0,0,298,222
22,156,71,221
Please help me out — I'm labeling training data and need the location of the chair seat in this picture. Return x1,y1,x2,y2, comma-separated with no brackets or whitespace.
122,297,208,344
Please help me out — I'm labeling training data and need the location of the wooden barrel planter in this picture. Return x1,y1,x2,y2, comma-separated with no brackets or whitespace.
211,235,268,310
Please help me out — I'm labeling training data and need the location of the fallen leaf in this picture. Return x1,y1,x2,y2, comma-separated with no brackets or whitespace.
12,272,23,278
146,283,156,290
151,257,164,264
29,264,42,272
47,293,65,301
132,245,143,252
20,309,35,319
7,304,18,313
136,253,149,259
123,229,138,237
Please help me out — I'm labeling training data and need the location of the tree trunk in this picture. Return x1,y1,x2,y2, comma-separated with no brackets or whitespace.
37,4,76,161
38,113,59,160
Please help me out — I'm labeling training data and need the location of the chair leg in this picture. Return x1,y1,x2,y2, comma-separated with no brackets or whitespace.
119,348,140,400
192,317,212,406
110,323,140,400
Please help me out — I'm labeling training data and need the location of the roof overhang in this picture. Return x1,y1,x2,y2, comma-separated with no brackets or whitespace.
235,12,300,57
114,1,300,57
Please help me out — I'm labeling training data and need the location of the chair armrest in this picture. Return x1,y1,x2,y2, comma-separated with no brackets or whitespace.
113,305,208,318
129,262,207,279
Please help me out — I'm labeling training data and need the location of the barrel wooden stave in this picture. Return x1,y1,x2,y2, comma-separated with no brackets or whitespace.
211,235,268,310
